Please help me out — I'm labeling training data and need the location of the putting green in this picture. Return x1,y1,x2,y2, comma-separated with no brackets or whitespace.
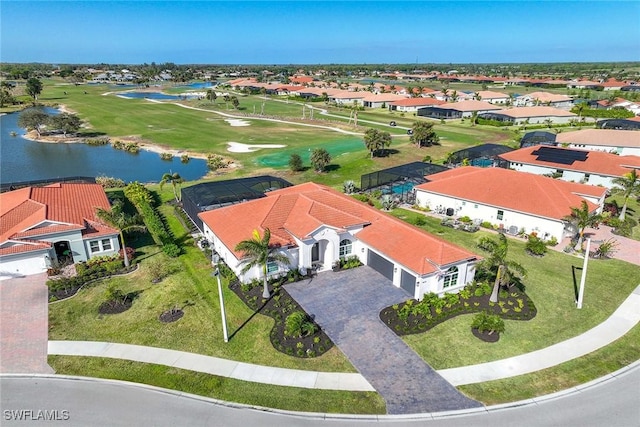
254,137,365,168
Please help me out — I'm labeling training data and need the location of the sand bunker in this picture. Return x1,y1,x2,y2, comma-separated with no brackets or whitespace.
225,119,251,127
227,142,286,153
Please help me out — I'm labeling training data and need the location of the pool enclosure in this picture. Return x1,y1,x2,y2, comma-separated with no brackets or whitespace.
181,175,292,231
360,162,448,203
446,143,513,168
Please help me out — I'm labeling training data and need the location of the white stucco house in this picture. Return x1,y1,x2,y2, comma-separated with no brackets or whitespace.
479,106,577,125
0,183,120,280
414,167,607,242
514,92,574,109
500,145,640,189
555,129,640,156
199,182,480,299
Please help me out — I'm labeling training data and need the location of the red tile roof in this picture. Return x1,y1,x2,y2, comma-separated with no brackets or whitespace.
0,183,118,244
0,239,52,256
199,183,477,275
438,100,503,112
555,129,640,148
500,146,640,177
415,167,605,220
389,98,446,107
492,106,576,118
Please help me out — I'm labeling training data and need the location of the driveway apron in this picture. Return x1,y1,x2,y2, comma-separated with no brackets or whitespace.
0,273,54,374
285,267,481,414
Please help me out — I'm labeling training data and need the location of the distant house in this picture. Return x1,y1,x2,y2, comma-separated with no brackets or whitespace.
388,97,445,112
414,167,607,242
555,129,640,156
199,183,479,299
329,90,368,106
417,100,502,119
475,90,510,104
361,93,408,108
500,145,640,189
0,183,120,279
478,106,577,125
514,92,574,109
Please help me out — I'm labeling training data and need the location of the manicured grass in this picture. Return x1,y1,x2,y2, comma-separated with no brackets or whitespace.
458,322,640,405
48,356,385,414
390,209,640,369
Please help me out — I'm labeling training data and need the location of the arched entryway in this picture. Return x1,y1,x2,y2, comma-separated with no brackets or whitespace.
53,241,73,265
311,239,333,271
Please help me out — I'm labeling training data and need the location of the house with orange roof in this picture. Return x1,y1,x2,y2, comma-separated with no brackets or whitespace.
555,129,640,156
362,93,408,108
328,90,369,106
0,183,120,279
388,97,445,112
500,145,640,188
199,183,479,299
417,100,503,119
414,167,606,242
515,91,574,109
479,106,577,125
475,90,510,104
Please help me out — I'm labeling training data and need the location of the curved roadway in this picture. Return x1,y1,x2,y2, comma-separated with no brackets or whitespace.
2,364,639,427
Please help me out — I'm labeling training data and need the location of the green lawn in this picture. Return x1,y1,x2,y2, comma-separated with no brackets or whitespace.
48,356,385,414
390,210,640,369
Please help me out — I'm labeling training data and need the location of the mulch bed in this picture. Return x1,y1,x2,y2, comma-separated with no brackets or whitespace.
380,283,536,337
48,265,138,303
159,308,184,323
98,298,133,315
230,280,335,358
472,327,500,343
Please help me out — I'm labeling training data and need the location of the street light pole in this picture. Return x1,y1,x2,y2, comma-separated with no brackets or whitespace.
577,238,591,309
212,253,228,342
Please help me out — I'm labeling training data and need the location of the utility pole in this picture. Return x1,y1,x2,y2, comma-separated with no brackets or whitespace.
576,238,591,309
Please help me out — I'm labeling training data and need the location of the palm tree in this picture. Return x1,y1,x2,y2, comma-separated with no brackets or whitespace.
206,89,217,103
563,200,602,251
235,228,290,298
477,234,527,303
363,128,391,158
159,172,184,203
612,169,640,221
95,200,145,267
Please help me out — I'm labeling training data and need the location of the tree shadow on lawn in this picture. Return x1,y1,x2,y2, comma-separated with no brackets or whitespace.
324,164,341,172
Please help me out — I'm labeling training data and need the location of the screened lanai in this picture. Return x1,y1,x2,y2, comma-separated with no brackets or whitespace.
360,161,448,203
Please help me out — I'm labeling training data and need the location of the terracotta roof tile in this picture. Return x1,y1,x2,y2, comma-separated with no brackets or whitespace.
438,100,503,112
555,129,640,148
0,239,51,256
500,146,640,176
199,182,477,275
492,106,576,118
416,167,605,220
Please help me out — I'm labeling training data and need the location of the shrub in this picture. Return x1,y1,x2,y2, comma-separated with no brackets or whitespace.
342,180,356,194
546,236,558,247
480,221,493,229
162,243,182,258
124,182,174,245
284,311,317,338
180,154,190,164
459,216,472,223
414,216,426,226
471,311,505,334
95,176,126,189
592,238,619,259
380,195,397,211
160,152,173,161
525,235,547,256
288,153,304,172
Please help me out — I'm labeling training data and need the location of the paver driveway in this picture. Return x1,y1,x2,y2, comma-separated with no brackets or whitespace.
285,267,481,414
0,273,54,374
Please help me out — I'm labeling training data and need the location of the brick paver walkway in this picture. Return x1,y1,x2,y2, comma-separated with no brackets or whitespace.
285,267,482,414
0,274,54,374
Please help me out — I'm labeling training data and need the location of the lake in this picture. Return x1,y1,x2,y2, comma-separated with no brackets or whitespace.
0,107,209,184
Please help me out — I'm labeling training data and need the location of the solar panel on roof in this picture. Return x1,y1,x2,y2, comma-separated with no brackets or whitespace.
531,147,588,165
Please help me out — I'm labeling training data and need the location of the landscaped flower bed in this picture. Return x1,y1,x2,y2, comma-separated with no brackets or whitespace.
379,281,536,336
230,276,335,358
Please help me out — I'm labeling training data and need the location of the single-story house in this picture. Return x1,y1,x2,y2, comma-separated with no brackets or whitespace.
478,106,577,125
362,93,408,108
514,92,574,109
328,90,368,106
555,129,640,156
500,145,640,189
199,182,480,299
387,97,445,112
414,167,607,242
417,100,503,119
475,90,510,104
0,183,120,280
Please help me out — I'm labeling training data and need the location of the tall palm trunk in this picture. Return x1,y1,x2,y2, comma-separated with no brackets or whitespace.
490,264,504,303
618,202,628,222
262,264,270,298
120,231,130,267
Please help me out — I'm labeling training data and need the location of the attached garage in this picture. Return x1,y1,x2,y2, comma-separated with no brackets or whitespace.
367,249,394,281
400,269,416,296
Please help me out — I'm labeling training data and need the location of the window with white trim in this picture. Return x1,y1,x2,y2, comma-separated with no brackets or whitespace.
89,238,113,253
443,266,459,288
267,261,278,274
339,239,352,258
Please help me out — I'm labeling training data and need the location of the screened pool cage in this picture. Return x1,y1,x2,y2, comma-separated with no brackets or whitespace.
360,162,449,204
181,175,292,231
446,143,514,168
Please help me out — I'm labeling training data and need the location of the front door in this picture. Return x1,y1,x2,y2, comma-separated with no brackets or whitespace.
53,241,73,265
311,242,320,263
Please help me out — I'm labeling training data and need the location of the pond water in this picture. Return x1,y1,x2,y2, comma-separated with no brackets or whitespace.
0,107,208,184
117,92,201,100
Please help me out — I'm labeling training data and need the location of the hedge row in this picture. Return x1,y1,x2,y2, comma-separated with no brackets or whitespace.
124,182,174,245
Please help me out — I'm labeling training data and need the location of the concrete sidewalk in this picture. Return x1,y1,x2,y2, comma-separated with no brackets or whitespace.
49,285,640,391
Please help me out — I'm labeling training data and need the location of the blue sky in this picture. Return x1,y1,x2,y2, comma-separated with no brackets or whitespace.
1,1,638,64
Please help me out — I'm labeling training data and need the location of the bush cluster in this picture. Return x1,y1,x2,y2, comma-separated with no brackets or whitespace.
124,182,174,246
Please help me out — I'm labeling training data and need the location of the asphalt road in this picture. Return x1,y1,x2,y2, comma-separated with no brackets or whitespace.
2,367,639,427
